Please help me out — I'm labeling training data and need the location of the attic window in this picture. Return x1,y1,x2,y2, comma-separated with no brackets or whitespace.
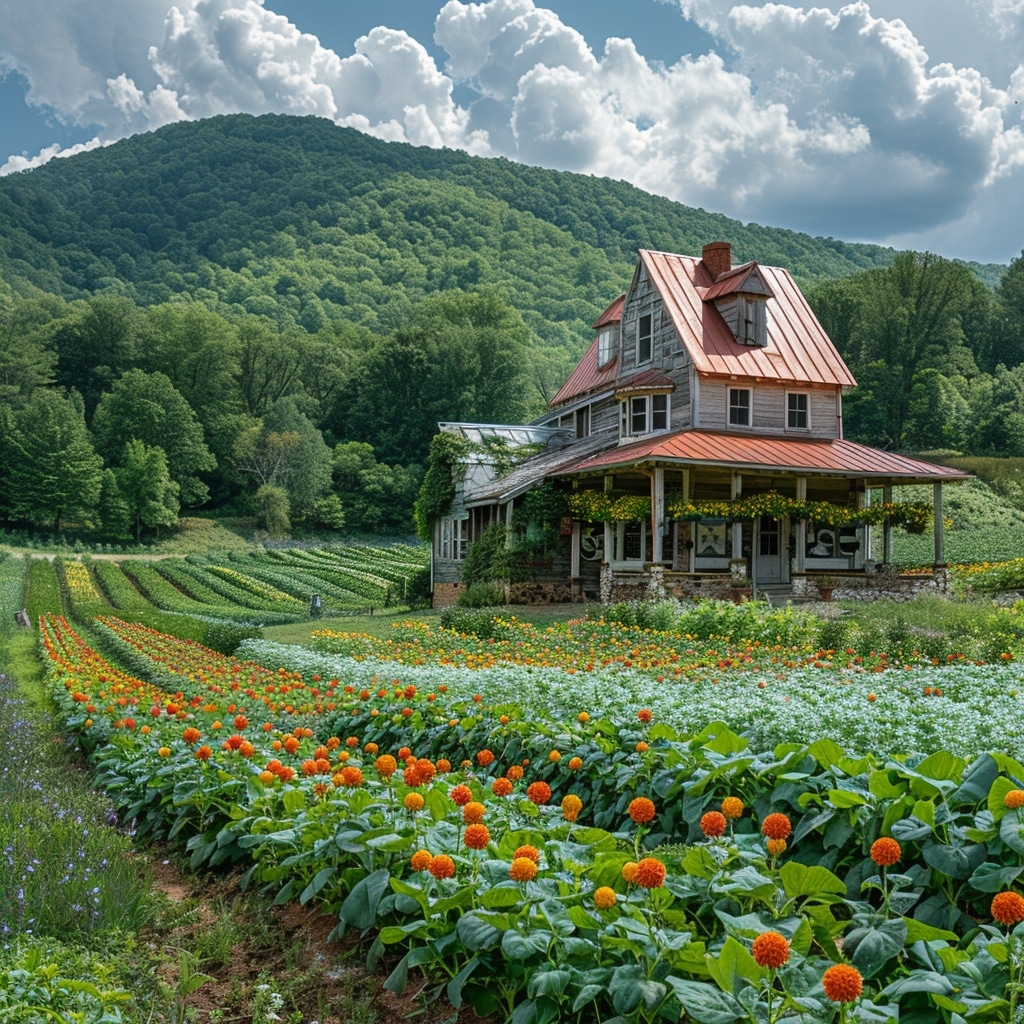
597,326,618,368
739,296,767,347
636,314,653,363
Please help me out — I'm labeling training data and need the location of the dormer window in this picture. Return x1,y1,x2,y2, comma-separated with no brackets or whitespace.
621,393,670,436
636,314,652,363
739,296,768,347
597,326,618,368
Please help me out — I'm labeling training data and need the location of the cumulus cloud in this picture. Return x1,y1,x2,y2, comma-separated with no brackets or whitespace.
0,0,1022,259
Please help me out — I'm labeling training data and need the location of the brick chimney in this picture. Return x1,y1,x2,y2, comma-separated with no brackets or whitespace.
701,241,731,280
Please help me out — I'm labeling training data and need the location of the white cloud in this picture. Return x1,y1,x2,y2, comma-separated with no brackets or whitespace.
0,0,1022,261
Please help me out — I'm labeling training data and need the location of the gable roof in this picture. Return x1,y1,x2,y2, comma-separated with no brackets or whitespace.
550,336,619,407
554,428,970,484
702,262,774,302
637,250,857,387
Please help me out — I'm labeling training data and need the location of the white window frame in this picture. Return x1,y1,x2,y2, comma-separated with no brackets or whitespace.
597,326,619,368
439,517,468,560
728,387,752,427
612,520,647,567
786,391,810,430
620,393,670,437
636,313,653,364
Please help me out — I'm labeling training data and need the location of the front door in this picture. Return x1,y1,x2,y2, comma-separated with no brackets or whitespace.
755,516,786,584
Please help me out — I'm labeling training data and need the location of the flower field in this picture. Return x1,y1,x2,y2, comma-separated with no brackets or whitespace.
34,605,1024,1023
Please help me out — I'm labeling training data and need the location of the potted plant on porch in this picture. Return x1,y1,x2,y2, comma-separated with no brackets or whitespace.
816,574,837,601
729,559,752,603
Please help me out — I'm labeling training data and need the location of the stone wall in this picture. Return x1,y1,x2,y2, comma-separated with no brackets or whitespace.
599,564,735,603
432,583,465,608
507,581,575,604
792,568,951,603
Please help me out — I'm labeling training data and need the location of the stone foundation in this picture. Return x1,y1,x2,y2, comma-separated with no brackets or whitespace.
432,583,465,608
507,581,575,604
792,567,951,603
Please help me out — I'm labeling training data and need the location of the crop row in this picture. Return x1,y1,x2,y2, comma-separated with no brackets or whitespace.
38,613,1024,1023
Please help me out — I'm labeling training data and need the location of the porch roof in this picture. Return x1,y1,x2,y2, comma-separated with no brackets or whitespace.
553,429,972,484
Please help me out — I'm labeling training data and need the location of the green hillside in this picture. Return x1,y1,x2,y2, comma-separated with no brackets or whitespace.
0,113,902,338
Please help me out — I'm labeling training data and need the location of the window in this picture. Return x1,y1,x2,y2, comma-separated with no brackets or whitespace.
439,517,468,560
612,521,646,564
729,388,751,426
637,314,652,363
575,405,590,438
739,297,768,346
787,392,809,429
621,394,671,436
597,326,618,367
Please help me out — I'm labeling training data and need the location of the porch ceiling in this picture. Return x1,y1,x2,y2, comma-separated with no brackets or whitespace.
553,429,972,484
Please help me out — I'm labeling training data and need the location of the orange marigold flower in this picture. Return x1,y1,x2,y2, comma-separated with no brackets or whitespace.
822,964,863,1004
526,781,552,805
509,857,538,882
637,708,653,723
568,756,583,771
621,861,639,883
1004,789,1024,810
992,891,1024,927
476,749,496,767
195,745,212,761
397,746,412,760
506,765,524,781
548,750,561,762
182,727,201,744
403,765,423,787
341,766,363,787
492,777,514,797
450,784,473,806
464,823,491,850
415,758,436,782
752,931,790,969
701,811,727,837
312,782,328,799
404,792,425,812
234,714,248,730
158,746,171,758
428,854,455,879
375,754,398,778
283,735,300,754
277,765,295,782
628,797,656,824
578,712,590,723
326,736,341,750
562,794,583,822
635,741,649,753
593,886,617,910
302,759,319,776
410,849,432,872
766,838,787,857
721,796,744,819
870,837,901,867
761,812,792,840
462,801,486,824
238,741,255,759
635,857,667,889
513,845,540,864
258,770,276,785
364,742,378,755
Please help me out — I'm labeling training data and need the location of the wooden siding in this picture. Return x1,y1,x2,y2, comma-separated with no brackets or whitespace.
697,379,839,439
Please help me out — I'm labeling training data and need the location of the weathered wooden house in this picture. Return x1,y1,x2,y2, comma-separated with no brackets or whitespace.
431,243,969,606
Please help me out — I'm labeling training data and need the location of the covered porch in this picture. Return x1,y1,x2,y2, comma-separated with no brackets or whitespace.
555,429,971,603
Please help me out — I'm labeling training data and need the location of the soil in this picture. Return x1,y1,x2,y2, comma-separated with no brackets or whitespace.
146,853,494,1024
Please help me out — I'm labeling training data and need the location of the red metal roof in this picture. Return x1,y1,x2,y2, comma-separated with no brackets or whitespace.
550,336,619,407
591,295,625,329
614,368,676,396
702,262,774,301
639,251,857,387
555,429,971,483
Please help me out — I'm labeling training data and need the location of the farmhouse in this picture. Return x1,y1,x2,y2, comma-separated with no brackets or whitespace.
430,243,969,606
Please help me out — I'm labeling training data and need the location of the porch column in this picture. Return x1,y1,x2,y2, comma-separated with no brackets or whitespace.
795,476,807,573
571,520,581,579
730,470,743,562
652,467,665,563
933,482,945,566
603,475,614,566
683,468,695,572
883,485,893,564
861,485,872,569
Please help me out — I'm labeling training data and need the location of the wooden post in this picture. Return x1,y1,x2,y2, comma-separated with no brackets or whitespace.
883,485,893,564
652,467,665,564
795,476,807,574
603,474,614,565
933,482,944,566
730,470,743,563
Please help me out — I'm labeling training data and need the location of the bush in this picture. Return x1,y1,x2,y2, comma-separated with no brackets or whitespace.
439,606,511,639
457,582,507,608
405,565,431,609
203,621,265,655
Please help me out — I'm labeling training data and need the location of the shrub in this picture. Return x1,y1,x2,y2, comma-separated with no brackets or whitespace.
457,582,507,608
203,621,265,655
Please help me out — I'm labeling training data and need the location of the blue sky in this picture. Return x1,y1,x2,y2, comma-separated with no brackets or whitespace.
1,0,1022,265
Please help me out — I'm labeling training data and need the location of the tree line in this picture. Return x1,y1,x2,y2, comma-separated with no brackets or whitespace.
806,250,1024,455
0,290,533,540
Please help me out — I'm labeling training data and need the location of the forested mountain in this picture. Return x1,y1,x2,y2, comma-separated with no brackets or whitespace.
0,113,1021,542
